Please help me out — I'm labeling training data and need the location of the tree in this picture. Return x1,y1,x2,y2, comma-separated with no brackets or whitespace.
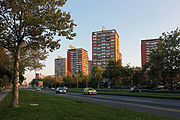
80,73,89,88
91,66,102,89
147,28,180,89
73,74,80,88
0,0,76,107
55,76,63,88
63,72,73,88
43,76,55,88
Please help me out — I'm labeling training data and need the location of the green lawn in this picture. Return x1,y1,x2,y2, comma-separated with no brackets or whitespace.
0,89,178,120
67,88,180,99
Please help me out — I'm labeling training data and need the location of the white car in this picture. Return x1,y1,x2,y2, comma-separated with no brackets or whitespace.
56,87,66,94
36,87,41,91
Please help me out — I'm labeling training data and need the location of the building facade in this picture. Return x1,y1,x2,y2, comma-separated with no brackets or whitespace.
67,48,89,75
55,56,67,77
88,60,92,75
141,39,160,68
92,28,122,71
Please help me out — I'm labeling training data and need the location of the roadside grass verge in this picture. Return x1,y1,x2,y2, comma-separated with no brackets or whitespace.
67,88,180,99
0,89,178,120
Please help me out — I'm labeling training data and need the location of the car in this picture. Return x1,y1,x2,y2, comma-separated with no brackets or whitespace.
129,86,140,92
56,87,66,94
51,87,55,90
155,85,164,90
36,87,41,91
63,86,68,90
84,88,97,95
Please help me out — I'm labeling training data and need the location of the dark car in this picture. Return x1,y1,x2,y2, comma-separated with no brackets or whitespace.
129,86,140,92
56,87,66,94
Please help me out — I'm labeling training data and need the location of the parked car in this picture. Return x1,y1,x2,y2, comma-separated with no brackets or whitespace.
84,88,97,95
155,85,164,90
129,86,140,92
63,86,68,90
56,87,66,94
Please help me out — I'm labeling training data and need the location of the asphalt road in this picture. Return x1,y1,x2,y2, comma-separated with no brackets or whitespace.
29,89,180,119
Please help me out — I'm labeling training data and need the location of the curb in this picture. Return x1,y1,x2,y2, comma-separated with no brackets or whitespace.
0,89,11,102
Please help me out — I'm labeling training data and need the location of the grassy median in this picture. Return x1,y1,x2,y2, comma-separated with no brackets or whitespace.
67,88,180,99
0,89,178,120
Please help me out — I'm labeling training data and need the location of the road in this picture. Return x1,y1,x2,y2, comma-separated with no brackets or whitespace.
29,89,180,119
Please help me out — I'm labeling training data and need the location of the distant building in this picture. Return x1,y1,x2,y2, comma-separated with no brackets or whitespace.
88,60,92,75
92,27,122,71
141,39,160,68
55,56,67,77
67,48,89,75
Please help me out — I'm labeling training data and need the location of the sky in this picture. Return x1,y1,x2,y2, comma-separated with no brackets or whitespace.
24,0,180,83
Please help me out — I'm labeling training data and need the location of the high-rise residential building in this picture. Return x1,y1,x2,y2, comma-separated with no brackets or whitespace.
88,60,92,75
141,39,160,68
55,56,67,77
92,27,122,71
67,48,89,75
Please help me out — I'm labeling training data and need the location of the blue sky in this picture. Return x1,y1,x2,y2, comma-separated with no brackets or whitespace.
25,0,180,83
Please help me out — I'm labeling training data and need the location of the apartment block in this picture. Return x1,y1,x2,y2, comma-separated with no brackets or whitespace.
55,56,67,77
92,28,122,71
67,48,89,75
88,60,92,75
141,39,160,68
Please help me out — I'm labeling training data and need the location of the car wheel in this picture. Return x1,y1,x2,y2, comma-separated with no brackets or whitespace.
88,92,90,95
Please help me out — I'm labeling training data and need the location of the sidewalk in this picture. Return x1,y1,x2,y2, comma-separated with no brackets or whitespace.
0,89,11,102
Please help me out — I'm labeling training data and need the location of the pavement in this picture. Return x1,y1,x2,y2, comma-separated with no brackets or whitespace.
0,89,11,102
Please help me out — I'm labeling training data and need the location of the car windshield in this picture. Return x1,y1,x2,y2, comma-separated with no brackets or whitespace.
89,88,94,90
59,88,64,90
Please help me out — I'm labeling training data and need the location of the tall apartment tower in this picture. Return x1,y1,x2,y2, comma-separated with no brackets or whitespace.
92,27,122,71
141,39,160,68
88,60,92,75
67,48,89,75
55,56,67,77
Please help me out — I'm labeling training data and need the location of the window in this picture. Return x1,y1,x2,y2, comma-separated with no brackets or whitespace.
107,47,110,49
106,50,110,53
102,43,106,46
97,41,101,44
97,62,101,65
93,38,97,40
102,40,106,42
110,55,115,57
106,43,110,46
111,45,114,48
101,37,106,39
110,49,115,51
111,36,115,38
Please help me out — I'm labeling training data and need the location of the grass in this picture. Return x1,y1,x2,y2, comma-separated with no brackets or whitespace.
0,89,178,120
67,88,180,99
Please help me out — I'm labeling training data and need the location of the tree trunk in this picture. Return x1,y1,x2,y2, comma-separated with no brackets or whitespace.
97,83,100,89
77,81,78,88
170,77,173,90
11,51,20,107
